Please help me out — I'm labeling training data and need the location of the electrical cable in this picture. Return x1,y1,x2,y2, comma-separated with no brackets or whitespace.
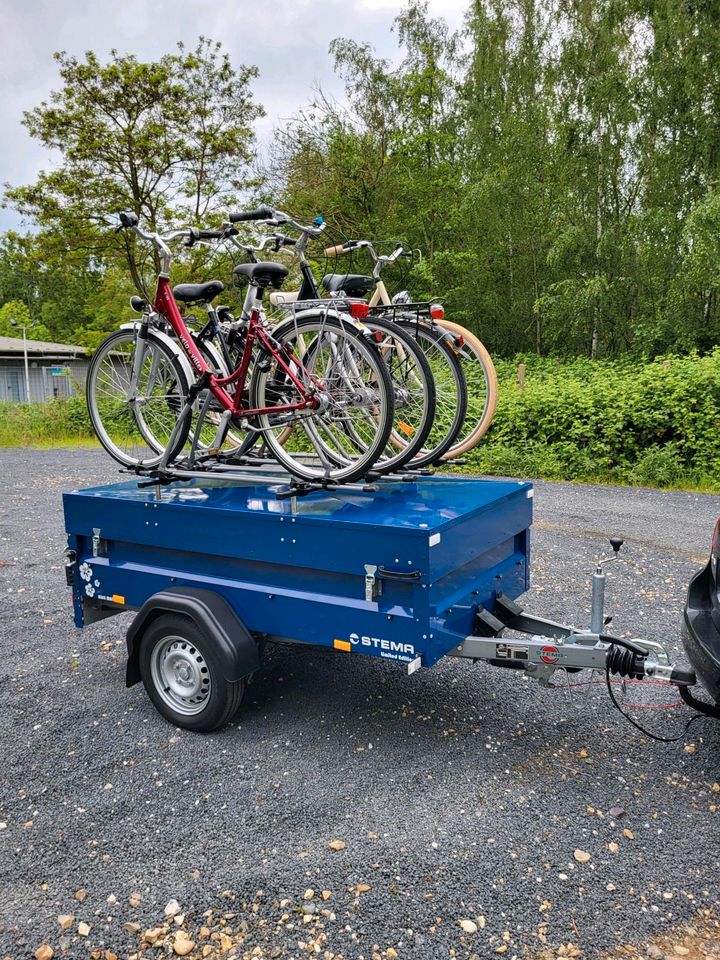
604,661,712,743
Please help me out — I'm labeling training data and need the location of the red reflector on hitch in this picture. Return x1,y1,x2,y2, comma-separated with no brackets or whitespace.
430,303,445,320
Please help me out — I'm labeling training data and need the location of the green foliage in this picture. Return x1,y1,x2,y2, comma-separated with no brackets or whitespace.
5,37,262,297
0,299,52,340
2,4,720,368
0,398,93,446
271,0,720,361
465,351,720,490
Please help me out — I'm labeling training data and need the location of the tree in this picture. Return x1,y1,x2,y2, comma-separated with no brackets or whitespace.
6,38,263,294
0,299,51,341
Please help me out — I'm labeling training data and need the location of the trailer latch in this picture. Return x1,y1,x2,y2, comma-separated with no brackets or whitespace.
63,548,77,586
92,528,104,558
364,564,380,602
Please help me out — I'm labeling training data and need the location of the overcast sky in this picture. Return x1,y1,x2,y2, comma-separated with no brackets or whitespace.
0,0,467,232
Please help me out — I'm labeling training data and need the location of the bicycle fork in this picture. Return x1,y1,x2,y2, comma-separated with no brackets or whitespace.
127,323,152,400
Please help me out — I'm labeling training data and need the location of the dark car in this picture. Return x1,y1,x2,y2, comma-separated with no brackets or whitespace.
682,517,720,705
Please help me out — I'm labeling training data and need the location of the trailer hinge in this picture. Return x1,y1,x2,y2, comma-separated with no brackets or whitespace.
364,564,381,602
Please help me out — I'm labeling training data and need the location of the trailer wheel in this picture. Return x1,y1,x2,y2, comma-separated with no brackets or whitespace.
138,613,245,732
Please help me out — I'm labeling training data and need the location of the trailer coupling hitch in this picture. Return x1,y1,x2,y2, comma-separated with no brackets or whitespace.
456,591,696,688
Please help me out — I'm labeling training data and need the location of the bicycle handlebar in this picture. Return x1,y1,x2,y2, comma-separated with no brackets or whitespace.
229,204,276,223
226,232,298,256
324,238,409,266
228,205,326,241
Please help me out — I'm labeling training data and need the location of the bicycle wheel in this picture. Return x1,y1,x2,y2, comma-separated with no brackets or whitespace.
393,319,468,469
359,316,436,475
87,328,191,468
249,314,395,484
436,319,498,459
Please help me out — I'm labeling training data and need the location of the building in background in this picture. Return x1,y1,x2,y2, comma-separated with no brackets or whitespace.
0,336,90,402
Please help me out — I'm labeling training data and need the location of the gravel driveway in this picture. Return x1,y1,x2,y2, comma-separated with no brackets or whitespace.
1,448,719,960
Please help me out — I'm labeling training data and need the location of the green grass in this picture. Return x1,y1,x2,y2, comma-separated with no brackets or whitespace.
0,397,95,447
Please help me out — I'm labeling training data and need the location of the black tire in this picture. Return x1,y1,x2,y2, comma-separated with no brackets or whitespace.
86,328,192,468
393,319,468,468
358,315,437,475
138,613,246,732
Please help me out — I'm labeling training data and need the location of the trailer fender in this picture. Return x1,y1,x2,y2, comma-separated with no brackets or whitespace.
125,587,260,687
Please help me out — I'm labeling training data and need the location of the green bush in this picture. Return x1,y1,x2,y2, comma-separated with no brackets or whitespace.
0,398,94,446
1,351,719,492
465,349,720,491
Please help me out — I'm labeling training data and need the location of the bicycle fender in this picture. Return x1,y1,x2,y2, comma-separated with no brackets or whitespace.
125,586,260,687
196,338,229,376
119,323,198,387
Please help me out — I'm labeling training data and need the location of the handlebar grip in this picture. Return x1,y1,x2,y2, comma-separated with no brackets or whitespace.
229,204,275,223
325,242,357,256
118,211,139,229
185,227,226,247
277,235,296,247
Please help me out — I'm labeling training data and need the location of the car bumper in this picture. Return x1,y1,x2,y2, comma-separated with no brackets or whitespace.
682,560,720,704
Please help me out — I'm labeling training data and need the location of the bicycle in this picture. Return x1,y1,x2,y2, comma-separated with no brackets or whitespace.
214,213,438,475
86,211,396,484
250,211,467,470
324,238,498,460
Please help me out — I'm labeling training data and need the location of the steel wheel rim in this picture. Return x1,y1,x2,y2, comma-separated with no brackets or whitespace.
150,635,212,716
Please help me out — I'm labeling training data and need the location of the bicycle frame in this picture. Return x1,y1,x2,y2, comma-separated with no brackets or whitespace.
152,275,318,418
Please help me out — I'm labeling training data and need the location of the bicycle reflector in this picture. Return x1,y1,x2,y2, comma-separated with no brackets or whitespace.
430,303,445,320
349,302,370,319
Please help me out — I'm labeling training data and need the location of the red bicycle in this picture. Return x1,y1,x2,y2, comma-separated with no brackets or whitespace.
86,211,395,483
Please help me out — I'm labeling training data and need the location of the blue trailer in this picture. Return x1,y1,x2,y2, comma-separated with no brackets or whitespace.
63,472,698,731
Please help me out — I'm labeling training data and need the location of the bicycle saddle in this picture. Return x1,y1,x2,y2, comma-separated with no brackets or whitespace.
172,280,225,304
233,262,289,289
321,273,374,297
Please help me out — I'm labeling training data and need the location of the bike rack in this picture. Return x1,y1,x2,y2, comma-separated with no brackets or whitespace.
127,452,436,503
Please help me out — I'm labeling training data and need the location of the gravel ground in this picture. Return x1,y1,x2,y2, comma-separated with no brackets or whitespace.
1,448,719,960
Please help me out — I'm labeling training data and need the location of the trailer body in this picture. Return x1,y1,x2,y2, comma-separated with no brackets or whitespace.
63,475,533,669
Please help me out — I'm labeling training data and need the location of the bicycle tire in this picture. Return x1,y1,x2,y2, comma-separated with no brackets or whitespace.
392,318,468,469
86,328,191,468
436,320,498,459
359,315,436,475
249,313,395,484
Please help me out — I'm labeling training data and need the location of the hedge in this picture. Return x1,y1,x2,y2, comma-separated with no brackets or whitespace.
1,350,718,491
